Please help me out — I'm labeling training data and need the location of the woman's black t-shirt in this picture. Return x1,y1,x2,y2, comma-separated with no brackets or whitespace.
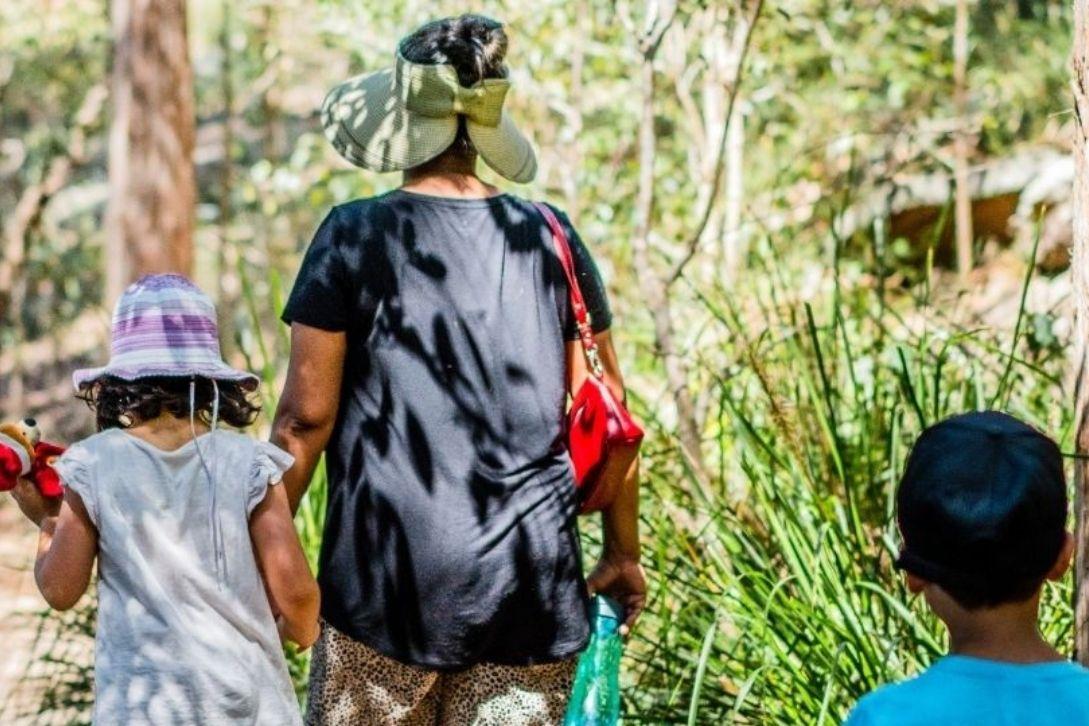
282,190,612,668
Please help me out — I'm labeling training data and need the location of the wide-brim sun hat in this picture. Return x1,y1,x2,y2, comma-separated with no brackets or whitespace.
73,274,259,391
320,51,537,184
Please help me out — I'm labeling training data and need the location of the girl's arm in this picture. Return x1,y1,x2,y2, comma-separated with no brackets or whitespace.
11,479,97,610
271,323,346,513
249,481,320,649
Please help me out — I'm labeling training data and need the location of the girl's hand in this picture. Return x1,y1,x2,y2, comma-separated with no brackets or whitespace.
250,483,321,650
586,553,647,637
10,477,61,527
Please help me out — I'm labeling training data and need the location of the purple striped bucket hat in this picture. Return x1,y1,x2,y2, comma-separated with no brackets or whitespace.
73,274,258,390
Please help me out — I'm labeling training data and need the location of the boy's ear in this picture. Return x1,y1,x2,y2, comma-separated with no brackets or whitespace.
1046,532,1075,582
905,572,928,594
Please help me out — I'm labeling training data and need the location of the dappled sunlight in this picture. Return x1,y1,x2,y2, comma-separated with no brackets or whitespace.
3,0,1087,723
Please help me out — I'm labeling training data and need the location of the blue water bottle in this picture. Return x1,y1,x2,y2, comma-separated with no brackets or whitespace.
564,595,624,726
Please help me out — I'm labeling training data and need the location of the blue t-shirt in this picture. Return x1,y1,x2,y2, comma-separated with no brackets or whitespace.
846,655,1089,725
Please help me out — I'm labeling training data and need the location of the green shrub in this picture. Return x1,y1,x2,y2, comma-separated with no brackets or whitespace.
623,244,1072,723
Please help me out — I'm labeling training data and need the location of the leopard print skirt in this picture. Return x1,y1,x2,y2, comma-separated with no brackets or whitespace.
305,621,577,726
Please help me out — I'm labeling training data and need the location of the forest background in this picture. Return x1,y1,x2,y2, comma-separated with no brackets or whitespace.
1,0,1086,723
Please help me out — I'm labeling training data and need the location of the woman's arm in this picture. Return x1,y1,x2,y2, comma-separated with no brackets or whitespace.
11,480,97,610
271,323,346,512
567,331,647,634
567,332,641,560
249,482,321,648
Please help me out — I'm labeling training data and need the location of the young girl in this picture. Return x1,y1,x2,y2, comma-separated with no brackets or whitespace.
10,274,318,725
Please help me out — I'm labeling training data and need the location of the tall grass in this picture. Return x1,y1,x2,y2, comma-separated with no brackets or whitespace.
623,240,1072,723
234,234,1073,722
19,236,1071,724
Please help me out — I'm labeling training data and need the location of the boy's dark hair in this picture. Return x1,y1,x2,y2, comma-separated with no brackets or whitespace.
77,375,260,432
399,14,508,159
895,411,1066,610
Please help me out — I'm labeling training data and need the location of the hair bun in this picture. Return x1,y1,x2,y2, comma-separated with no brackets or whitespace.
455,15,507,64
401,14,508,87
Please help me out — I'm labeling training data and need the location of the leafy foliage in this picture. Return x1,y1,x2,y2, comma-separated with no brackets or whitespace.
624,238,1071,723
0,0,1079,723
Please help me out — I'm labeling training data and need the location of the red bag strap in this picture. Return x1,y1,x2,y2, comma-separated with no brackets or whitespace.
533,202,605,380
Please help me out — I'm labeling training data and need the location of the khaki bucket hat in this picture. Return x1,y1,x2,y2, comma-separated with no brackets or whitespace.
321,52,537,183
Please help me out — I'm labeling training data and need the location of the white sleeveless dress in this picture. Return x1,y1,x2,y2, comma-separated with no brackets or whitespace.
53,428,302,725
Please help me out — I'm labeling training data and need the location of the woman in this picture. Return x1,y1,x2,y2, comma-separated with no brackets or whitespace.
273,15,644,725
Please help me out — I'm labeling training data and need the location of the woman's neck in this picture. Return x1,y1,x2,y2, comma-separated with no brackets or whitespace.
401,152,501,199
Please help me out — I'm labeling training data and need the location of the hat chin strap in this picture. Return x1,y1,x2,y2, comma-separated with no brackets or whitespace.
190,378,226,588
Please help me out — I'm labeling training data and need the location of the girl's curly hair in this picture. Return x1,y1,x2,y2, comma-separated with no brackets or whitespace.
77,376,261,432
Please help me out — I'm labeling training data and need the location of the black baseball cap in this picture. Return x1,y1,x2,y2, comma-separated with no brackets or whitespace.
895,411,1067,608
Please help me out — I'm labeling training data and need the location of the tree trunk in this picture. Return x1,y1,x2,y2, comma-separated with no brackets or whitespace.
627,0,763,489
629,33,706,472
105,0,196,304
953,0,974,282
1071,0,1089,665
258,3,287,160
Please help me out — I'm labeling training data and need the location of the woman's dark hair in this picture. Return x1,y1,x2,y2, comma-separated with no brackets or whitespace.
77,376,261,432
399,14,508,159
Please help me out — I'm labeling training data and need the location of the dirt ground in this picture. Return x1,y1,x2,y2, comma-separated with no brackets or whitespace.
0,496,93,724
0,497,48,717
0,315,102,721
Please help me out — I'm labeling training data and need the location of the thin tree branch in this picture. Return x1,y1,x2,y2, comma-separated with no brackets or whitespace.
639,0,678,57
0,84,107,323
668,0,765,286
629,0,715,487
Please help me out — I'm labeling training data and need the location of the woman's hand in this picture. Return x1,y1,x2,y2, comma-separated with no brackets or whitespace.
586,553,647,637
10,477,61,527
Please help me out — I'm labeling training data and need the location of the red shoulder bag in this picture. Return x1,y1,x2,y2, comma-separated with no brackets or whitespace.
534,202,645,514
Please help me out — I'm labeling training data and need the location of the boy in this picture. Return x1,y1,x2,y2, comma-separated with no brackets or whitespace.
846,411,1089,725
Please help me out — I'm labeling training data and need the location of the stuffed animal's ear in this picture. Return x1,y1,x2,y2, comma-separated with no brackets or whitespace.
18,419,41,447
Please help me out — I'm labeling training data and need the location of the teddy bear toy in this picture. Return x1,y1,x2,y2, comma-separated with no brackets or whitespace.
0,418,65,498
